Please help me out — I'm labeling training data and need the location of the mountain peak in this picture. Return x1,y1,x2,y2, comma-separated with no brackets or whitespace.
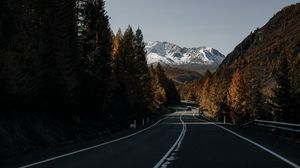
145,41,225,68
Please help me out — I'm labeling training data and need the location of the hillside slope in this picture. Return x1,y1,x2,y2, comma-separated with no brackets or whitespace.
184,3,300,122
163,66,203,84
219,3,300,95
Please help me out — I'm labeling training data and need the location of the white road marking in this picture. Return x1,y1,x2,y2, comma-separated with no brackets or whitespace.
153,111,187,168
193,112,300,168
192,109,200,120
19,115,170,168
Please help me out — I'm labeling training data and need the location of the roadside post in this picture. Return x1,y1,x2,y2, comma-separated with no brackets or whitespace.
134,120,136,129
223,111,226,124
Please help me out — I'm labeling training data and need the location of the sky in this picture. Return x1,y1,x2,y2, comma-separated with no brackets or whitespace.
105,0,299,55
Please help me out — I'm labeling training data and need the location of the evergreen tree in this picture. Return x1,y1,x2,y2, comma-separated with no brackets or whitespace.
242,70,266,120
80,0,112,78
0,0,42,113
156,64,180,105
39,0,82,114
120,26,138,117
79,0,114,120
269,58,295,122
133,28,154,111
112,26,159,119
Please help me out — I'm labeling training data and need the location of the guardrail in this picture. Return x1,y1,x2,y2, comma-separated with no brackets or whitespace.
242,119,300,133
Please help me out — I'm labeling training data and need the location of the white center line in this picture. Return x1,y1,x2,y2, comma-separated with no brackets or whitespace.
153,111,187,168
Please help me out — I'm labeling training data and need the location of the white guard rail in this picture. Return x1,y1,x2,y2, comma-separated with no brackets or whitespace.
243,119,300,133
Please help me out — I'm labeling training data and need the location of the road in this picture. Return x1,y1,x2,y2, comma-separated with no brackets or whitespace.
18,106,299,168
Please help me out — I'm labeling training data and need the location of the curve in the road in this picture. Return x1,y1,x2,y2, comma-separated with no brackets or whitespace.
153,111,187,168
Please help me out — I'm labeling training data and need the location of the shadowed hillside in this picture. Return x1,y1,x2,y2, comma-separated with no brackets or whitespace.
163,66,203,84
181,3,300,124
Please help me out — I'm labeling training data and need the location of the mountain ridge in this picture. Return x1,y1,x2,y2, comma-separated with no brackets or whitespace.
145,41,225,73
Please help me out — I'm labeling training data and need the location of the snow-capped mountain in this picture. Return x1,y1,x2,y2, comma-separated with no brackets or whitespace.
146,41,225,67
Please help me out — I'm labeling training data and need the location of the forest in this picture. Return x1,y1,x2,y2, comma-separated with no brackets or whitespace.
180,4,300,125
1,0,299,161
0,0,180,157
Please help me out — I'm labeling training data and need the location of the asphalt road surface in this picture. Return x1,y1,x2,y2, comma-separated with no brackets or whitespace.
18,106,299,168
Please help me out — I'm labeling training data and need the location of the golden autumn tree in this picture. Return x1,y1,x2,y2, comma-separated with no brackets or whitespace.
199,77,211,112
149,65,166,107
111,29,122,89
227,69,245,123
112,29,122,61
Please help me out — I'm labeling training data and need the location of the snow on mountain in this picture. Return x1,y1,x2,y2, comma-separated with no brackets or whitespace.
145,41,225,66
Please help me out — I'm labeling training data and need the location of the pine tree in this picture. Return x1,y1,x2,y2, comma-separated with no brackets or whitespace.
37,0,82,114
269,58,295,122
242,70,266,120
79,0,114,120
79,0,113,77
155,64,180,105
133,28,154,111
0,0,43,113
120,26,137,116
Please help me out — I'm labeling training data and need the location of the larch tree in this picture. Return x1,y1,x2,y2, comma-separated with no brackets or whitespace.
227,69,245,123
149,65,166,107
112,29,122,61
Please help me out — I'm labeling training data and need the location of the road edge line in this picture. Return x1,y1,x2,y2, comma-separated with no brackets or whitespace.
20,115,170,168
194,113,300,168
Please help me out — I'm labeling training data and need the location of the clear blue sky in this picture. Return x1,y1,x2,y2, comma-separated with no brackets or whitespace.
105,0,299,55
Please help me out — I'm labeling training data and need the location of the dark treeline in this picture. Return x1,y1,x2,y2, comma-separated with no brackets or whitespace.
0,0,179,157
